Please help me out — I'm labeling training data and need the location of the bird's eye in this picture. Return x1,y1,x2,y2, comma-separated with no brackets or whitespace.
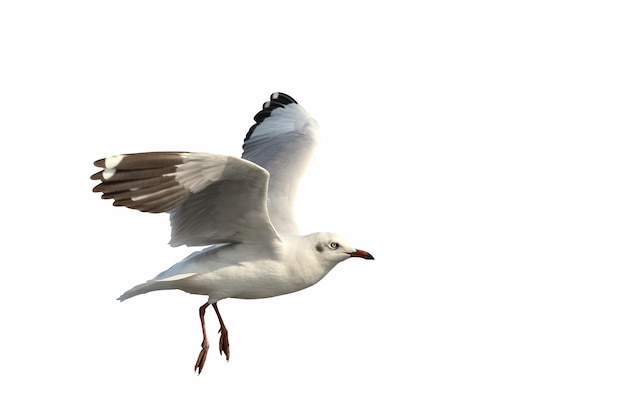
329,241,339,249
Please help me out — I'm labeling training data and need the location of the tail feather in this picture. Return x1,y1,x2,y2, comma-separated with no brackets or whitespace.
117,280,176,301
117,273,198,301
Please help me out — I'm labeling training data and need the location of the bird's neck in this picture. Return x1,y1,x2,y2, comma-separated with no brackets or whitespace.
281,236,334,288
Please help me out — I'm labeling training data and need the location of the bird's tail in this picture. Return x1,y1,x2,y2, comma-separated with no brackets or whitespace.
117,280,174,301
117,273,197,301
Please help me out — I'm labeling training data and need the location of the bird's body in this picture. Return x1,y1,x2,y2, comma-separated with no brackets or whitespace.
91,93,374,373
118,233,349,302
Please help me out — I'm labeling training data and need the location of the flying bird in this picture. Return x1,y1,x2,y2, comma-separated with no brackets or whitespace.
91,92,374,374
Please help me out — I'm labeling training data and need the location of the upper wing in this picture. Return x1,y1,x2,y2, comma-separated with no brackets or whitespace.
91,152,280,247
242,93,319,236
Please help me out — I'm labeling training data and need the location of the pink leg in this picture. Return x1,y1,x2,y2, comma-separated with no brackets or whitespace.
212,303,230,361
194,300,211,375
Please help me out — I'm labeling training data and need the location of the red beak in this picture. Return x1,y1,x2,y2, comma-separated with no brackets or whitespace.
348,249,375,260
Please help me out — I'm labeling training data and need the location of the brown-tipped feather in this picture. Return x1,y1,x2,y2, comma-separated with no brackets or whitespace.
96,152,187,170
98,179,180,201
91,165,178,183
91,153,195,213
93,176,172,194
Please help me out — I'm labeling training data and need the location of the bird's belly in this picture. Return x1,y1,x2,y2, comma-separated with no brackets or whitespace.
229,276,305,300
178,263,317,302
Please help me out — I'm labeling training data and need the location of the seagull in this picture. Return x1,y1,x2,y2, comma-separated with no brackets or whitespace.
91,92,374,374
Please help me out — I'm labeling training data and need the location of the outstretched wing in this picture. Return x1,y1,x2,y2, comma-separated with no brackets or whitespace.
91,152,280,247
242,92,319,236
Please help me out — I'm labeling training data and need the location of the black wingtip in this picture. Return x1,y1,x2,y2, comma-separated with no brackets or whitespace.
244,92,299,143
269,92,298,106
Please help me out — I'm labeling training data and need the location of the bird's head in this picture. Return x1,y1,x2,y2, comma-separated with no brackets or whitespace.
308,232,374,267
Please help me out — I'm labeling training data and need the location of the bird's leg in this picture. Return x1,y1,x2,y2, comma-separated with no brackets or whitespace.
194,300,211,375
212,303,230,361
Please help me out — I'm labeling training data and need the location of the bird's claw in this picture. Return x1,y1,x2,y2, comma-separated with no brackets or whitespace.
218,328,230,361
194,340,209,375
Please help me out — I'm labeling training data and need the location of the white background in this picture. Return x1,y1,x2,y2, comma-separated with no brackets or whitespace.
4,1,623,416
